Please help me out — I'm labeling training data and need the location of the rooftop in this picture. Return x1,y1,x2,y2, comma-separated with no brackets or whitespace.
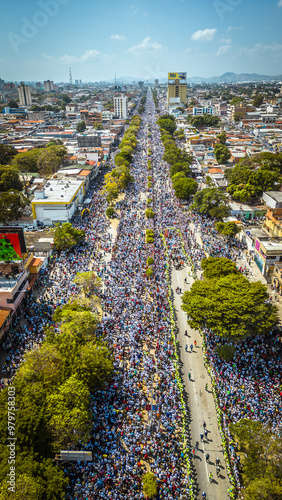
32,179,84,204
265,191,282,203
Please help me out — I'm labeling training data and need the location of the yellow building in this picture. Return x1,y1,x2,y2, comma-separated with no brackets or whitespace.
167,72,187,106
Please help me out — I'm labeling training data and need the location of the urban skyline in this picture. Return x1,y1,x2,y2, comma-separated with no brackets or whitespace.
1,0,282,82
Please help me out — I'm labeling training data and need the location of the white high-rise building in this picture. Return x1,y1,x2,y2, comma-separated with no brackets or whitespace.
44,80,54,92
114,95,128,119
18,83,32,106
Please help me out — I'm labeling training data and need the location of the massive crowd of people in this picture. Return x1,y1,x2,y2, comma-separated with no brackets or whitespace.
0,89,281,500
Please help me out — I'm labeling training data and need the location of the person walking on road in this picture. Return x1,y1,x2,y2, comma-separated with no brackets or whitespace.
209,472,213,483
190,344,193,352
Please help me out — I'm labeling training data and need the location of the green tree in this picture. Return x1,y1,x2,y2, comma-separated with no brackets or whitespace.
46,375,91,450
0,166,23,192
173,177,198,199
163,146,192,166
46,139,63,147
75,343,113,391
54,222,85,251
7,100,18,108
0,190,29,223
217,132,227,145
201,257,239,279
61,94,72,103
37,147,63,177
0,474,43,500
181,274,278,339
74,271,102,296
252,94,264,107
11,149,41,173
0,145,17,165
234,112,245,122
157,116,176,134
214,144,231,164
191,187,230,219
230,97,243,105
142,472,157,499
93,123,104,130
170,162,191,178
76,121,86,133
215,221,241,237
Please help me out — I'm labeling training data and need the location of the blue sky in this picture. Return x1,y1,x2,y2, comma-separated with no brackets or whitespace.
1,0,282,82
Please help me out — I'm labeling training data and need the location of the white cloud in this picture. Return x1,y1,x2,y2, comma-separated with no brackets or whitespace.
220,38,232,44
278,0,282,6
111,34,127,41
191,28,217,42
58,50,102,64
241,42,282,55
216,45,232,56
227,26,244,32
128,37,162,53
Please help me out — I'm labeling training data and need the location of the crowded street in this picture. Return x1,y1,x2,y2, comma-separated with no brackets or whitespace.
1,89,281,500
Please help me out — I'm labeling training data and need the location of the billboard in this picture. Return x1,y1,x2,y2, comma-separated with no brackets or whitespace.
0,227,27,261
168,72,187,83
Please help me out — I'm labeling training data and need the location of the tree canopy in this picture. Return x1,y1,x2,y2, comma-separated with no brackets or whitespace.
172,177,198,199
0,165,23,192
157,115,177,135
191,187,230,219
76,121,86,133
201,256,239,279
0,190,29,223
0,145,17,165
187,114,220,128
214,143,231,164
252,94,264,108
181,271,278,339
37,145,66,177
225,152,282,202
54,222,85,251
217,132,227,145
215,221,241,237
230,419,282,500
12,148,41,173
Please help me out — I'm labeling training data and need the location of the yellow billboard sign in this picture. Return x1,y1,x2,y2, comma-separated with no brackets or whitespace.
168,72,187,80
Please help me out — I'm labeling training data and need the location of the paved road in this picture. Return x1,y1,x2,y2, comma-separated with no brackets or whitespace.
172,262,230,500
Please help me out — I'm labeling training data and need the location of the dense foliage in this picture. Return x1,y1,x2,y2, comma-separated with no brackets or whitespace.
0,293,113,499
54,222,85,250
182,258,278,339
103,115,141,203
191,187,230,219
225,152,282,202
230,419,282,500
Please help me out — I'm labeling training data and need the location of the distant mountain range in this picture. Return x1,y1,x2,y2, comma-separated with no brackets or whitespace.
110,72,282,84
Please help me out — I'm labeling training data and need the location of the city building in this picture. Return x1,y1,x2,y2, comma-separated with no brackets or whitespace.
114,95,128,119
193,106,213,115
167,72,187,107
138,81,144,89
31,178,85,226
77,134,102,148
18,83,32,106
155,79,159,87
44,80,54,92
